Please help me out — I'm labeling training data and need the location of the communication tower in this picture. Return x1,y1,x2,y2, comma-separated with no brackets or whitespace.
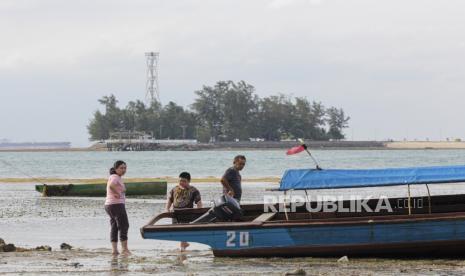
145,52,160,103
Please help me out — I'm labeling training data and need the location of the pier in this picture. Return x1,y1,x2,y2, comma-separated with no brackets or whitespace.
104,131,198,151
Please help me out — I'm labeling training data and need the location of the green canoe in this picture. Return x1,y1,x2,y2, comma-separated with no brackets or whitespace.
35,181,167,197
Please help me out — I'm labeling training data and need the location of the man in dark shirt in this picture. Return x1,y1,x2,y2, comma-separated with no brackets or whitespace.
221,155,246,202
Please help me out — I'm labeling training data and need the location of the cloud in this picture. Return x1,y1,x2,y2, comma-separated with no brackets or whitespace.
269,0,323,9
1,0,465,145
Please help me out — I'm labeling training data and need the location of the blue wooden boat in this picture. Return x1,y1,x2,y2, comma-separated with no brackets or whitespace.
141,165,465,257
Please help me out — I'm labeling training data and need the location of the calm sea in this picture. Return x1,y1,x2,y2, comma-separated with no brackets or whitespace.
1,149,465,179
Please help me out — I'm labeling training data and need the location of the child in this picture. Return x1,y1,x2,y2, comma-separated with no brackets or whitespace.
165,172,203,251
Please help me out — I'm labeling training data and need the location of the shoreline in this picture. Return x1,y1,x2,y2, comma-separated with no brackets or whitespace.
0,176,281,184
2,141,465,152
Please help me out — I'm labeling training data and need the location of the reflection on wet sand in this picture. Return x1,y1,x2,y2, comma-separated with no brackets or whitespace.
176,252,188,266
110,255,129,274
2,244,465,274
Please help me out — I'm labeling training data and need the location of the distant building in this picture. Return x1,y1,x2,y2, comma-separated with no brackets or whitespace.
103,131,197,151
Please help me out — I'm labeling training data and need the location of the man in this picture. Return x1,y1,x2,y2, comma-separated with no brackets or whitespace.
221,155,246,202
165,172,203,251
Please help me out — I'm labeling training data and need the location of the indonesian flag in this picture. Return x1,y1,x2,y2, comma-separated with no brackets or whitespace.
286,144,306,155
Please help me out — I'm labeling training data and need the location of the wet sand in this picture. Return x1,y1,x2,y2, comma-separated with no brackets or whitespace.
0,177,281,184
3,250,465,275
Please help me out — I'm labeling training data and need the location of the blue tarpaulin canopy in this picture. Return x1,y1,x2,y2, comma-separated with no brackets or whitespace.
279,165,465,191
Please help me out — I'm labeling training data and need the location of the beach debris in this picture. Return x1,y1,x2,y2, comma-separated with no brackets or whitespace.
60,243,72,250
0,238,54,252
69,262,83,268
35,245,52,251
337,256,349,263
0,243,16,252
0,238,16,252
284,268,307,275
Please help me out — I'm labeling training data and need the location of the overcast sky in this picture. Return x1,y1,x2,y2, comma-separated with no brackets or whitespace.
1,0,465,146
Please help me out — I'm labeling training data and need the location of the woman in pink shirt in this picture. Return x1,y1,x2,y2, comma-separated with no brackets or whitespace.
104,160,130,256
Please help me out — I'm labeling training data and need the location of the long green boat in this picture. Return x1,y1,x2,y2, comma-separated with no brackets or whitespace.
35,181,167,197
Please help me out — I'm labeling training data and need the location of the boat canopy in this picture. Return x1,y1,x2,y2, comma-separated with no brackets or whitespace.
279,165,465,191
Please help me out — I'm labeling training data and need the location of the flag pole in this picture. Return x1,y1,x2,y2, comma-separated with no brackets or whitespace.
298,139,322,170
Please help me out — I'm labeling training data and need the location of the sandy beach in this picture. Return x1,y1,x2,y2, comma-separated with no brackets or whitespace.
3,249,465,275
386,141,465,149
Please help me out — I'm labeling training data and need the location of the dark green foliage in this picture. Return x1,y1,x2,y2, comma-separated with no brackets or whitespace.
326,107,351,140
88,81,350,141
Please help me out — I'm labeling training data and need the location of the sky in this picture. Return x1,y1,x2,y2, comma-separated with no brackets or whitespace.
1,0,465,146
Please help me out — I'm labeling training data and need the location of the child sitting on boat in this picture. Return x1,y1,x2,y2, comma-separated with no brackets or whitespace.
165,171,203,251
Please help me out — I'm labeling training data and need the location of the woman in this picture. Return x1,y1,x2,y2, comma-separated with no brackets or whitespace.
104,160,130,256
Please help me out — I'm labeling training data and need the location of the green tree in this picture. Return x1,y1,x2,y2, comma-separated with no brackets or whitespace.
221,81,259,140
87,82,351,142
87,95,123,140
291,97,313,139
326,107,350,140
256,95,295,141
307,101,328,140
87,110,109,140
191,82,228,141
160,102,197,139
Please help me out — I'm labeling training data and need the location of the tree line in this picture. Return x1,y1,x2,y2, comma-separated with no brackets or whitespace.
88,80,350,142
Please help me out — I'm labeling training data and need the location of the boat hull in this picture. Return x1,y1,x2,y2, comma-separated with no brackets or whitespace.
213,239,465,257
142,213,465,257
35,182,167,197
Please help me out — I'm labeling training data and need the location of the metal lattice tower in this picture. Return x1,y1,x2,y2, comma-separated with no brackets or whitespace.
145,52,160,103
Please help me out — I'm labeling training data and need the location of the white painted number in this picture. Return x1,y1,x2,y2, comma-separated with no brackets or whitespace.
239,232,249,246
226,231,236,247
226,231,249,247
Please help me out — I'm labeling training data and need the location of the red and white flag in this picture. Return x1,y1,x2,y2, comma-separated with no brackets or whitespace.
286,145,306,155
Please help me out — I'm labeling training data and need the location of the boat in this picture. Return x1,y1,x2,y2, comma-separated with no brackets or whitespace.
141,165,465,257
35,181,167,197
